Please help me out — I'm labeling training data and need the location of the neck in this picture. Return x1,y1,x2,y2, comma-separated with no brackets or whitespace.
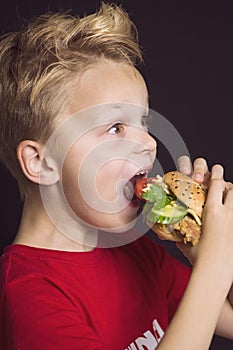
14,187,98,252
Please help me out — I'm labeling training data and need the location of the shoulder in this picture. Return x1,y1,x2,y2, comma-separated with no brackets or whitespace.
0,244,81,289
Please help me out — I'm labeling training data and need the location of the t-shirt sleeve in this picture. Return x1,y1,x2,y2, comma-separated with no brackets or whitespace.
3,277,108,350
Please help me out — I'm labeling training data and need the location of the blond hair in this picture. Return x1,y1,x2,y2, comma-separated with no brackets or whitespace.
0,2,142,191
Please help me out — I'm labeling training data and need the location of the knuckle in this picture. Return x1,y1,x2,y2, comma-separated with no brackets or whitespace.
210,178,224,187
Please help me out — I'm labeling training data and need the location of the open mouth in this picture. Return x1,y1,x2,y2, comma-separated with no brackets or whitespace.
123,170,148,206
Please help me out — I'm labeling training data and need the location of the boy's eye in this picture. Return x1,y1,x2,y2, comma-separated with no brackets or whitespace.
107,122,125,135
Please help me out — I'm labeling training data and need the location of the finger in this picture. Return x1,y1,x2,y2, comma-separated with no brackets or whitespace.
205,164,225,206
202,171,211,187
225,181,233,190
224,187,233,209
211,164,224,180
192,158,209,183
177,155,192,175
223,182,233,201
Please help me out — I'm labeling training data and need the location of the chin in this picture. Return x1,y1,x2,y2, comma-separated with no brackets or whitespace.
101,217,137,233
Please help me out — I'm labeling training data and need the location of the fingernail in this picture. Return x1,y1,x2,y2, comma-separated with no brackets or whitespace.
181,166,191,174
211,165,223,179
194,173,203,181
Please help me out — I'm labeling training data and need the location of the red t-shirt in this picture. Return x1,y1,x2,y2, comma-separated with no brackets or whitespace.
0,234,191,350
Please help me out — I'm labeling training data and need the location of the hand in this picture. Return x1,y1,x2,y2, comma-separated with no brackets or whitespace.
176,155,210,264
177,155,210,185
178,165,233,279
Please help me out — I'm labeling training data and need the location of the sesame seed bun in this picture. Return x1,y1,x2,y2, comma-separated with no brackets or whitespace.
150,171,207,246
164,171,207,218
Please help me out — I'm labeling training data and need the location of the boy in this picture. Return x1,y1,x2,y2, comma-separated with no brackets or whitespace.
0,3,233,349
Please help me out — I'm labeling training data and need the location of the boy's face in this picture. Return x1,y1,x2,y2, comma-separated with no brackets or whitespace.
48,60,157,235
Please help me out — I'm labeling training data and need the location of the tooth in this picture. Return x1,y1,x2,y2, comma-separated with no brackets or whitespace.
135,170,149,176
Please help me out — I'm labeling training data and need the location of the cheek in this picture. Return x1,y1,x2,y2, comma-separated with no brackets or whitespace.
61,147,84,210
61,159,92,223
61,143,131,220
95,160,125,202
56,155,138,230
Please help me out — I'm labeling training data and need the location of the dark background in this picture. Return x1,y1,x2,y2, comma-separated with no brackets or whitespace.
0,0,232,348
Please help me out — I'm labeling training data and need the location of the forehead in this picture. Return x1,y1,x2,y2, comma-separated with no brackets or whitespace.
63,60,149,117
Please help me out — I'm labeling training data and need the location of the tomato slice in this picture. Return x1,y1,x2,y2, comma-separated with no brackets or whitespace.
134,178,153,200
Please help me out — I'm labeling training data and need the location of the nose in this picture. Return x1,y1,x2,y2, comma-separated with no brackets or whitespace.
134,129,157,156
144,132,157,154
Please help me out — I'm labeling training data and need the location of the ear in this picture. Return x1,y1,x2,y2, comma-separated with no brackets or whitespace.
17,140,60,185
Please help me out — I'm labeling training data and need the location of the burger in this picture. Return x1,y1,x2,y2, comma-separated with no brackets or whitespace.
134,171,208,245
